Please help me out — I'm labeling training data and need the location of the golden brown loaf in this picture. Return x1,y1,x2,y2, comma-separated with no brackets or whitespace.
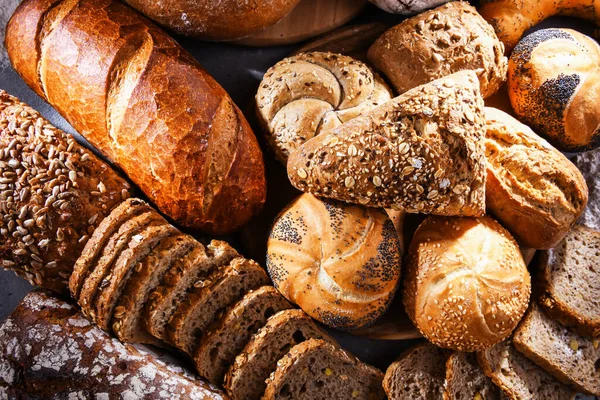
0,90,130,295
368,2,507,98
266,193,402,330
508,28,600,152
403,216,531,352
484,107,588,249
256,52,393,164
287,70,487,217
5,0,266,235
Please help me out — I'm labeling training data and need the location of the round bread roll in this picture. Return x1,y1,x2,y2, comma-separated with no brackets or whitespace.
403,215,531,352
256,52,393,164
368,1,507,98
266,193,402,330
508,28,600,152
368,0,452,14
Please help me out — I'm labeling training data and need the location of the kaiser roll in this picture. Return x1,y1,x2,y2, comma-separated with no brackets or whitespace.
403,215,531,352
266,193,402,330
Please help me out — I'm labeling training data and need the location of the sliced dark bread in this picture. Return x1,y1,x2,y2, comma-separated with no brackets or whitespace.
92,223,178,331
144,240,239,341
444,352,504,400
383,342,449,400
112,233,196,344
513,304,600,395
225,309,335,400
477,339,577,400
167,257,269,355
539,225,600,337
262,339,385,400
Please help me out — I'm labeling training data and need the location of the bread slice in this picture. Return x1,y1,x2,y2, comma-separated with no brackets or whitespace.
477,339,577,400
383,342,449,400
224,309,335,400
444,352,504,400
194,286,293,384
513,304,600,395
112,233,196,343
144,240,239,341
538,224,600,337
262,338,385,400
167,257,269,355
92,223,178,331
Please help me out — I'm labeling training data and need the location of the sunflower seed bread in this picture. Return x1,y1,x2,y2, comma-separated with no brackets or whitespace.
0,90,131,295
444,352,505,400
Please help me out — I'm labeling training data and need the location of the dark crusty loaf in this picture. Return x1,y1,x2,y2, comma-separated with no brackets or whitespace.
444,352,504,400
0,90,130,295
0,290,227,399
513,304,600,395
224,309,335,400
383,342,449,400
6,0,266,235
194,286,293,384
538,224,600,337
263,338,385,400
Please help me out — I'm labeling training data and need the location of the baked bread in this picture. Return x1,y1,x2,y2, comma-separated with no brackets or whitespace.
287,70,487,217
444,352,504,400
513,304,600,395
403,215,531,352
575,150,600,230
368,0,452,14
0,90,130,295
508,28,600,152
484,107,589,249
256,52,392,164
368,2,507,98
538,225,600,337
6,0,266,235
266,193,402,330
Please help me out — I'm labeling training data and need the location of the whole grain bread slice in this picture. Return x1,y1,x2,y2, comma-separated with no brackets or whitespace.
262,338,385,400
513,304,600,395
477,339,577,400
224,309,335,400
167,257,270,355
383,342,449,400
144,240,239,341
538,224,600,337
444,352,504,400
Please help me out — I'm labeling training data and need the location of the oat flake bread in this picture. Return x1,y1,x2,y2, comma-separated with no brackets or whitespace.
287,70,487,217
5,0,266,235
256,52,393,164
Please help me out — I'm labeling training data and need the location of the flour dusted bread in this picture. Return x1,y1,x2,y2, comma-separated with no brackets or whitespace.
368,0,452,14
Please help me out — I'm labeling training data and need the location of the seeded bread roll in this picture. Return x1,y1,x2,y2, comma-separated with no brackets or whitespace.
368,2,507,98
0,90,130,295
403,215,531,352
484,107,588,249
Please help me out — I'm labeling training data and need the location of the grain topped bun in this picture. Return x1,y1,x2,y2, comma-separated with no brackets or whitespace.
403,215,531,352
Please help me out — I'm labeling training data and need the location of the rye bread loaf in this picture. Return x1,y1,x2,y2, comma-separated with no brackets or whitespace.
574,149,600,230
0,90,130,295
194,286,293,384
444,352,504,400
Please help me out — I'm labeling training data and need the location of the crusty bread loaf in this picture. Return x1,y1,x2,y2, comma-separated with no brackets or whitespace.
0,90,131,295
266,193,402,330
368,0,452,14
5,0,266,235
287,70,487,217
368,2,507,98
484,107,588,249
575,150,600,230
403,216,531,352
444,352,504,400
508,28,600,152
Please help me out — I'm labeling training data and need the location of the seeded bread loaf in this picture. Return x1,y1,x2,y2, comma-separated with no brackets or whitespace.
444,352,505,400
0,90,130,295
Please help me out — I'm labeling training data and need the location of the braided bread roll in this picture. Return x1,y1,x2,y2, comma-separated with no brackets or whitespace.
256,52,393,164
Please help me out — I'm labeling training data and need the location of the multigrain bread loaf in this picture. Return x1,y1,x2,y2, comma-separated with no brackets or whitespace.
368,2,507,98
0,290,227,399
538,225,600,337
0,90,131,295
256,52,392,164
403,216,531,352
575,150,600,230
266,193,402,330
5,0,266,235
484,107,588,249
287,71,487,217
444,352,505,400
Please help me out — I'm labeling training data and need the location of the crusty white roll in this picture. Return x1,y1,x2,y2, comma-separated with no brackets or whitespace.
266,193,402,330
403,215,531,352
